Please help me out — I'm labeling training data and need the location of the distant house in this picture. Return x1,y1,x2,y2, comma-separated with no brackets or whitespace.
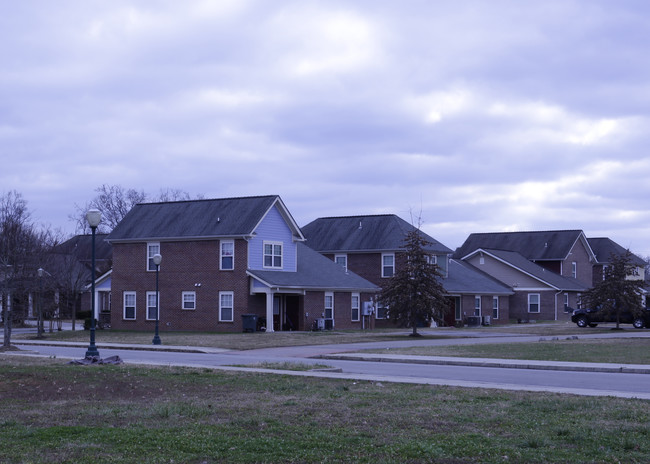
50,234,112,325
105,196,378,333
302,214,513,326
454,230,647,321
460,248,586,322
587,237,647,285
454,230,597,287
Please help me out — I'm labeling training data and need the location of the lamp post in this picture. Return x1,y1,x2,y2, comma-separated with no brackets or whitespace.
37,268,44,339
85,209,101,358
152,253,162,345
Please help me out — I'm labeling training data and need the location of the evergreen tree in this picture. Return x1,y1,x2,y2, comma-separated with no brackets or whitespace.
378,228,448,337
583,250,645,329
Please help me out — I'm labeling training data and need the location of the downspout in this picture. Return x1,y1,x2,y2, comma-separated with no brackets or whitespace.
554,290,562,321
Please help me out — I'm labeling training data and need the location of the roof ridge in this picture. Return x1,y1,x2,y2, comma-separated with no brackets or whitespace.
136,194,279,207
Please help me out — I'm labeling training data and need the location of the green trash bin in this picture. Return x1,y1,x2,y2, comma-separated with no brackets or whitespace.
241,314,258,333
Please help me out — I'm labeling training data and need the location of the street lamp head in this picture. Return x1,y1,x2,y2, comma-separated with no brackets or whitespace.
86,209,102,228
38,268,44,277
153,253,162,266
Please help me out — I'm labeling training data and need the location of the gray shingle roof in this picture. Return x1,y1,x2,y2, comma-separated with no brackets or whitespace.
248,242,380,291
454,230,588,261
107,195,300,242
443,259,514,295
302,215,452,254
587,237,646,266
479,248,587,291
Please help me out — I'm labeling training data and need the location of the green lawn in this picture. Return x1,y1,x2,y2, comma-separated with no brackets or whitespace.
365,338,650,364
1,356,649,463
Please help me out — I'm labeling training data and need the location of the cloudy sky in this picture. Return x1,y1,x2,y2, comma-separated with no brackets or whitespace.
2,1,650,256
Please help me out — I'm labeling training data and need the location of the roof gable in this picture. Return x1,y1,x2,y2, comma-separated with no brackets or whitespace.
107,195,303,242
465,248,587,291
302,214,452,254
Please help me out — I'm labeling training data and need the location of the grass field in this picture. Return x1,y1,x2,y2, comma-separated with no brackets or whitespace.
1,356,649,464
364,337,650,364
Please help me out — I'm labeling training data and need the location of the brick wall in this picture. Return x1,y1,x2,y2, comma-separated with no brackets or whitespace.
110,239,253,332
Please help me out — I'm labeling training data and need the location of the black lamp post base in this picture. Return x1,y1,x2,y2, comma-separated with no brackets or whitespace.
85,346,100,358
152,335,162,345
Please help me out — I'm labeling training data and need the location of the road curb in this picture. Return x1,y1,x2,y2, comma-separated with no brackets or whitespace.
317,353,650,374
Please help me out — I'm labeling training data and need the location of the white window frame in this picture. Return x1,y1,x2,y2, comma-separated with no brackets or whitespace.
376,304,389,319
263,241,283,269
220,240,234,270
182,291,196,311
146,291,159,321
335,254,348,271
219,291,234,322
123,291,136,320
147,242,160,271
454,297,462,321
564,293,570,311
324,292,334,320
351,293,360,321
528,293,540,313
492,296,499,319
382,253,395,278
474,296,481,316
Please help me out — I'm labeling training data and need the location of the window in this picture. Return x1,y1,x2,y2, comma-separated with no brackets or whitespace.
182,291,196,310
335,254,348,271
382,253,395,278
147,243,160,271
324,292,334,320
474,296,481,316
146,291,159,320
123,291,136,320
426,255,438,265
571,262,577,278
351,293,360,321
528,294,540,313
376,304,389,319
492,296,499,319
263,242,283,269
220,240,234,270
564,293,569,311
219,291,233,322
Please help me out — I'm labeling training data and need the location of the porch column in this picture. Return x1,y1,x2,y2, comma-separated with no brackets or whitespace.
265,289,274,333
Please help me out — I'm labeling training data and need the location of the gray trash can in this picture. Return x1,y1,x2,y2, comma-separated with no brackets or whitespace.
241,314,258,333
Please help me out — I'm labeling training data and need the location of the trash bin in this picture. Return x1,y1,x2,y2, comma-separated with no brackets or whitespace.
241,314,258,333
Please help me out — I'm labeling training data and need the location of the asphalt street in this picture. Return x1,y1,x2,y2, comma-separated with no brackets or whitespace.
8,328,650,400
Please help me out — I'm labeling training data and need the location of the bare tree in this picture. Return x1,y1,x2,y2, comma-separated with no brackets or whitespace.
1,191,51,347
71,185,200,233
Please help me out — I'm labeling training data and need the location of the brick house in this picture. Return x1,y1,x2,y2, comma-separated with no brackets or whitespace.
460,248,586,322
454,230,597,288
301,214,513,326
105,196,378,333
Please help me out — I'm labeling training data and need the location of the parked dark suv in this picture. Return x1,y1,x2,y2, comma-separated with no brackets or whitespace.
571,307,650,328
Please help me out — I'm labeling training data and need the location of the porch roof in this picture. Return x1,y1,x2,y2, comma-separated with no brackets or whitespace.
248,242,380,292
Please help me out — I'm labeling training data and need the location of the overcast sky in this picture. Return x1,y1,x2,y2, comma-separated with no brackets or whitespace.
2,1,649,256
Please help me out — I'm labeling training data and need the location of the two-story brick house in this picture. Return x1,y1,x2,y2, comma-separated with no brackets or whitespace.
301,214,513,326
105,196,378,333
453,230,649,321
